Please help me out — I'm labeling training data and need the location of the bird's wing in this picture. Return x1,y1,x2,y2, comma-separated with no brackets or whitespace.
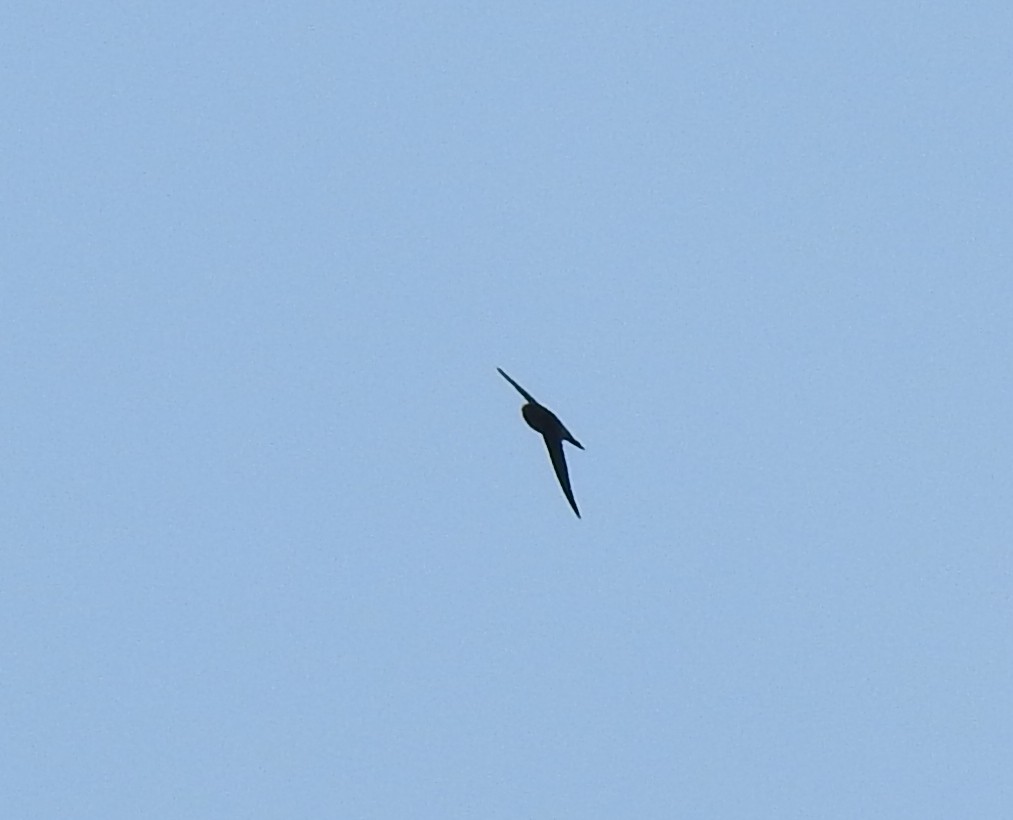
544,435,581,518
497,368,537,404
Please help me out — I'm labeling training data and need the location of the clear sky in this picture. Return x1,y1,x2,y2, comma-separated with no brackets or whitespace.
3,3,1012,818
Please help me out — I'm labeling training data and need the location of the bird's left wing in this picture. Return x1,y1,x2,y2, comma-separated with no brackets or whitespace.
544,435,581,518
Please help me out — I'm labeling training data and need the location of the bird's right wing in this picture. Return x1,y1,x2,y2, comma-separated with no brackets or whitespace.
497,368,537,404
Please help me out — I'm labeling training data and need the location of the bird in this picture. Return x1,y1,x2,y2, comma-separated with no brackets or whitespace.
497,367,584,518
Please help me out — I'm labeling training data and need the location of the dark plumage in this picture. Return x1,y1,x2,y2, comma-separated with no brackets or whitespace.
497,368,584,518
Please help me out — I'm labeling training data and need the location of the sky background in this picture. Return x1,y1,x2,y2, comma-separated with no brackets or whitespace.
3,3,1012,818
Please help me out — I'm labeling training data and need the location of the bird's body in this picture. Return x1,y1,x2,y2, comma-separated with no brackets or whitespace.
521,403,583,449
497,368,584,518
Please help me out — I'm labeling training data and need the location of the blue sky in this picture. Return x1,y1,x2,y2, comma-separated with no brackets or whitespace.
3,3,1012,817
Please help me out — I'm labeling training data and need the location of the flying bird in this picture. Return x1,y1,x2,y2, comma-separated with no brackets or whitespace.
497,367,584,518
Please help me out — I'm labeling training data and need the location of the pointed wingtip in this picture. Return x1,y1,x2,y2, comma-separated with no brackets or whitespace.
497,367,537,404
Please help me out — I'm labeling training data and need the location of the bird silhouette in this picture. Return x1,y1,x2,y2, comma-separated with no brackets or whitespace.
497,367,584,518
